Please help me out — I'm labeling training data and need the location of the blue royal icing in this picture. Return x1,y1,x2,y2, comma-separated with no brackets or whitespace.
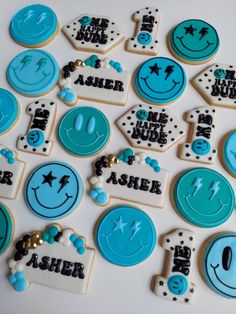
10,4,58,47
223,130,236,177
7,49,59,97
25,162,83,220
0,202,14,255
0,88,19,135
134,57,186,104
96,205,156,266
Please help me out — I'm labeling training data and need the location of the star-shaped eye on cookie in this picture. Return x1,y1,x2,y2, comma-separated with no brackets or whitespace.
184,25,197,36
149,63,162,76
42,171,57,187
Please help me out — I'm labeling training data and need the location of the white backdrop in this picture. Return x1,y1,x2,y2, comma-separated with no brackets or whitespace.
1,0,236,313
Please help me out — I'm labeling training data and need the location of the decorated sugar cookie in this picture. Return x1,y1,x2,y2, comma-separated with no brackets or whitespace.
0,202,14,255
10,4,59,48
96,205,156,266
174,168,235,228
126,7,160,55
223,130,236,177
202,233,236,298
154,229,196,304
25,162,83,220
134,57,186,105
192,64,236,109
58,55,131,106
7,49,59,97
63,14,124,53
8,224,95,294
179,106,217,164
58,107,110,157
0,88,19,135
89,148,168,208
116,104,185,152
17,99,56,156
169,19,220,64
0,145,26,199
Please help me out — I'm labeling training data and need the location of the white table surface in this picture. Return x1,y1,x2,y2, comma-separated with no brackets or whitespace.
1,0,236,313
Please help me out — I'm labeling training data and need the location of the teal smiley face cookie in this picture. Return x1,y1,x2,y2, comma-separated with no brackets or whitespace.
169,19,220,64
58,107,110,157
174,168,235,228
134,57,186,105
7,49,59,97
96,205,156,266
203,233,236,298
0,88,19,135
0,202,14,255
10,4,58,47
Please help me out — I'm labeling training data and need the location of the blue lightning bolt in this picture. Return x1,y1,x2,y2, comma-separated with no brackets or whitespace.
209,181,220,200
20,55,32,70
192,177,203,196
36,58,47,72
130,220,142,240
23,9,34,22
37,12,47,24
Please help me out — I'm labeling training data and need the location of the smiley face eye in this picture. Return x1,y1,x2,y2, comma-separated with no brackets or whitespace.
87,116,96,134
74,113,83,131
199,27,209,40
222,246,232,271
129,220,142,240
164,66,174,80
184,25,197,36
36,58,47,73
23,10,34,22
57,175,70,193
36,12,47,25
42,171,57,187
192,177,203,196
20,55,33,70
149,63,162,76
209,181,220,200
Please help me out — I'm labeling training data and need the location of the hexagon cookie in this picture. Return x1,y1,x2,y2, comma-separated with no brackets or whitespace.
63,14,124,53
116,104,185,152
192,64,236,109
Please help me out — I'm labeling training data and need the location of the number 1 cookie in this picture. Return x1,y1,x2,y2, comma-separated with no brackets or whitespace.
17,99,56,155
63,14,124,53
154,229,196,304
126,7,160,55
179,106,217,164
8,224,95,294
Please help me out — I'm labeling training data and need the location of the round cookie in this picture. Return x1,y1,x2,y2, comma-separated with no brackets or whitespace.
25,162,83,220
174,168,235,228
96,205,156,266
0,202,14,255
58,107,110,157
202,233,236,298
169,19,220,64
7,49,59,97
0,88,19,135
134,57,186,105
223,130,236,177
10,4,59,48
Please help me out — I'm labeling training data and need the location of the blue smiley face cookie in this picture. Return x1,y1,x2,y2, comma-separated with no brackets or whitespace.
169,19,220,64
134,57,186,105
223,130,236,177
203,233,236,298
96,205,156,266
0,202,14,255
58,107,110,157
25,162,83,220
7,49,59,97
0,88,19,135
174,168,235,228
10,4,59,47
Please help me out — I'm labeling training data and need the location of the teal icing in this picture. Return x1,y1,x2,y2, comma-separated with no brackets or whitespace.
7,49,59,96
0,88,18,134
203,233,236,298
0,148,15,164
174,168,235,228
58,107,110,157
0,202,13,255
223,130,236,177
167,275,188,295
170,19,219,63
10,4,58,46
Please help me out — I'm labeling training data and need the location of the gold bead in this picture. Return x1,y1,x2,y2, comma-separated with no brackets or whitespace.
74,59,84,68
29,232,43,249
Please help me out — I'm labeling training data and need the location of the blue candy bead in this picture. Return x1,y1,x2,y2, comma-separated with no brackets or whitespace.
150,160,158,168
70,234,77,242
145,157,151,164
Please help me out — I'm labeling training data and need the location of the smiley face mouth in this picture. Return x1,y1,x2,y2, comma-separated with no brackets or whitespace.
12,67,50,85
184,194,228,216
64,128,104,147
0,112,7,122
16,20,50,37
103,233,147,258
32,186,72,209
141,76,179,94
210,264,236,289
177,36,213,52
29,132,40,144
